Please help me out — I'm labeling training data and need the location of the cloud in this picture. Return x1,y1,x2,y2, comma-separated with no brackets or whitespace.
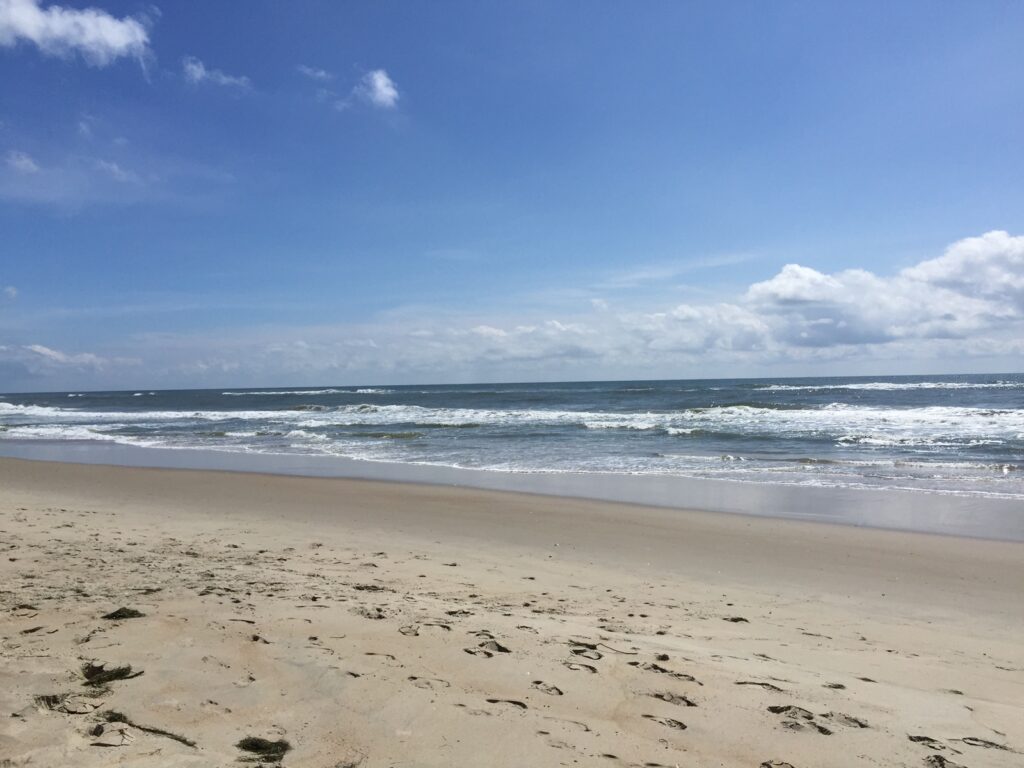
0,0,150,66
10,231,1024,388
93,158,137,183
2,285,16,299
356,69,399,108
182,56,251,89
23,343,106,367
297,64,332,82
599,253,754,290
5,149,38,173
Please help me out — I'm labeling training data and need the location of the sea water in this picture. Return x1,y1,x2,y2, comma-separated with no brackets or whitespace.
2,374,1023,500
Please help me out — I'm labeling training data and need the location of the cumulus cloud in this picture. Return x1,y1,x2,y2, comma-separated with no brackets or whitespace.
0,0,150,66
297,64,332,82
10,232,1024,388
5,149,38,173
182,56,251,89
743,231,1024,349
356,69,399,108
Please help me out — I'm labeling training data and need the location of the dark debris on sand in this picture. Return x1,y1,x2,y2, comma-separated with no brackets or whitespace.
236,736,292,763
102,607,146,620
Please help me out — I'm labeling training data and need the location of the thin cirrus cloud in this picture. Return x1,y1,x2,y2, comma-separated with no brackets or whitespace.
8,231,1023,390
181,55,251,89
0,0,150,66
297,64,333,82
4,149,39,173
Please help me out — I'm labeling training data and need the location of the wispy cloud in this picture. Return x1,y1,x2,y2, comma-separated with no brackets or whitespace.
598,253,755,290
2,284,16,299
4,149,38,173
23,343,105,367
93,158,137,183
296,64,332,82
0,0,150,66
12,231,1024,388
0,148,232,207
182,56,251,90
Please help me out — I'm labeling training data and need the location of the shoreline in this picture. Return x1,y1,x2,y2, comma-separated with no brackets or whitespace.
1,439,1023,541
1,457,1022,766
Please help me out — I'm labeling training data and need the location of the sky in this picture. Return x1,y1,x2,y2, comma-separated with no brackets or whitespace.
1,0,1023,391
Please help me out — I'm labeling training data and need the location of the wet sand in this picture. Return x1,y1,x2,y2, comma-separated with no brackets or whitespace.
1,457,1022,767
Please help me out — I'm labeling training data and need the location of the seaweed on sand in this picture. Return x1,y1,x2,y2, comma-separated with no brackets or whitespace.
80,662,144,686
236,736,292,763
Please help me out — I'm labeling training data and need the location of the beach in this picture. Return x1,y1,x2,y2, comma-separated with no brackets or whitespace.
1,458,1022,767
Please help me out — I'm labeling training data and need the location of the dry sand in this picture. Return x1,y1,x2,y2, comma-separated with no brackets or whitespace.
1,457,1022,767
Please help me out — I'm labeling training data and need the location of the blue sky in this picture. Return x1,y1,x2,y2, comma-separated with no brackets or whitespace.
1,0,1023,390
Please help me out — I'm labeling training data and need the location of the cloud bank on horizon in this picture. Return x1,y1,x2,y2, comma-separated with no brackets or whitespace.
3,231,1023,389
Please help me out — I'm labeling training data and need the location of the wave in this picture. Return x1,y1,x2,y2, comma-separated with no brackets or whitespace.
4,400,1022,449
222,388,348,396
759,380,1022,392
221,388,394,396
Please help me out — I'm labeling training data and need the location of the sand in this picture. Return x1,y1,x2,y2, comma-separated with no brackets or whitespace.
0,457,1022,767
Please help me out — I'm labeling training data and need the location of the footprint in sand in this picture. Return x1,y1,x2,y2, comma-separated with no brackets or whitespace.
409,676,450,690
480,640,510,653
642,714,687,730
570,645,603,660
909,735,959,753
531,681,564,696
563,661,598,673
824,712,868,729
487,698,527,710
628,661,699,684
925,757,966,768
736,680,784,692
350,606,388,620
647,691,696,707
959,736,1011,750
767,705,832,736
454,703,492,716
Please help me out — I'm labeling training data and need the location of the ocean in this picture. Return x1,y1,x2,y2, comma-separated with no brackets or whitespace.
2,373,1023,501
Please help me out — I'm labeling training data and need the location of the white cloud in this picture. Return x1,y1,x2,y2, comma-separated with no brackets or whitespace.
5,149,38,173
182,56,251,89
297,64,332,82
24,343,105,367
2,285,16,299
93,158,136,183
9,232,1024,388
0,0,150,66
356,69,399,108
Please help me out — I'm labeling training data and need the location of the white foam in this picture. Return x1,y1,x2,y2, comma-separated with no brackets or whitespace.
760,380,1022,392
222,389,350,396
4,400,1024,446
221,388,394,396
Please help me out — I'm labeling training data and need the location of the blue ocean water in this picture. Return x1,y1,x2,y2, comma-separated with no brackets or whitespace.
2,374,1023,499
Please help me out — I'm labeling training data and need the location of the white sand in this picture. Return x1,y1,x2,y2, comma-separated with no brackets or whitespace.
1,458,1022,767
